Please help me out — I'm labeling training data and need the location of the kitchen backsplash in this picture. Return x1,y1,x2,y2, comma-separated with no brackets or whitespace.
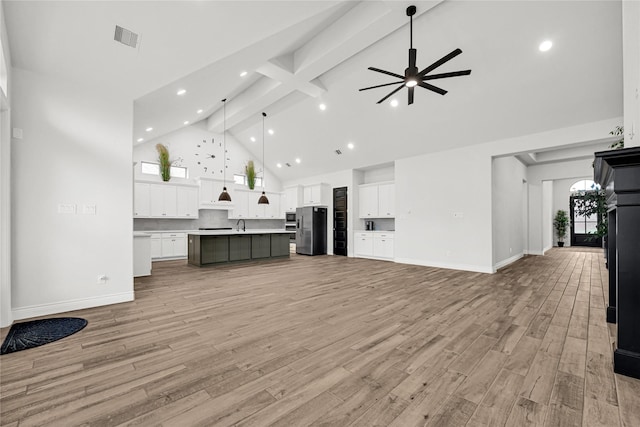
134,210,284,231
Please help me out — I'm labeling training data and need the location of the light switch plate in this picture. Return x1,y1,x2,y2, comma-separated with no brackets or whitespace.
82,204,97,215
58,204,76,214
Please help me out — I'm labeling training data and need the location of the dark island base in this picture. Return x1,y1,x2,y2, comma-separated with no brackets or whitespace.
607,306,616,324
188,233,291,267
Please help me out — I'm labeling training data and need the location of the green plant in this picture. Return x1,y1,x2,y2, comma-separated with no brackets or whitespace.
573,188,607,238
245,160,256,190
554,210,569,243
609,126,624,149
156,143,171,182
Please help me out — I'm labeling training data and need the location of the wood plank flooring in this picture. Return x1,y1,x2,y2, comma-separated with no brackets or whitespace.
1,248,639,426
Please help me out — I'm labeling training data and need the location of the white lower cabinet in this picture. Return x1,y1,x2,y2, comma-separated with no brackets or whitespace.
150,232,187,259
354,231,394,260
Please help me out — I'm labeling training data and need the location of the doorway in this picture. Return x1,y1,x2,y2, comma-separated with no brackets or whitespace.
333,187,347,256
570,195,602,247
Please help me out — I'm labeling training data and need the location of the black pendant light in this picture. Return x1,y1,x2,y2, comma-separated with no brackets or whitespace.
218,98,231,202
258,112,269,205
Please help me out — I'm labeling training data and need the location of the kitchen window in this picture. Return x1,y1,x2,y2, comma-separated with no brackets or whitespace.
141,161,188,179
233,174,262,187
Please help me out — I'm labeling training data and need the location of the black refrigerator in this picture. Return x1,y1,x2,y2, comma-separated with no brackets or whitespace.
295,206,327,255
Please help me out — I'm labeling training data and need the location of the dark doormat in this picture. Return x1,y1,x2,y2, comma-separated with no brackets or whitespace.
1,317,88,355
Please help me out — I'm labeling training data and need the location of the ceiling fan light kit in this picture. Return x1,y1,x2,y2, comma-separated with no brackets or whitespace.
359,5,471,105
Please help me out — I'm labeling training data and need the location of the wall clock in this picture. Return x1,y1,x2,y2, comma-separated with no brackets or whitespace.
194,138,222,176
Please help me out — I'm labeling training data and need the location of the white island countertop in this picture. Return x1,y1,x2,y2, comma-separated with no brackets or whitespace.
188,229,295,236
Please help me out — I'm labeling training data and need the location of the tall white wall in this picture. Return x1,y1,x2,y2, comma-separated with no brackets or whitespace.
542,181,553,252
395,145,493,273
0,0,12,327
133,122,282,191
11,68,134,320
623,0,640,148
492,156,527,270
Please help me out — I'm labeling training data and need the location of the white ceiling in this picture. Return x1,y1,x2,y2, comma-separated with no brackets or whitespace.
4,1,623,182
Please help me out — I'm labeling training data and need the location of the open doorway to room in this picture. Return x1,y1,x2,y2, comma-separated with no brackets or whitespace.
569,179,602,247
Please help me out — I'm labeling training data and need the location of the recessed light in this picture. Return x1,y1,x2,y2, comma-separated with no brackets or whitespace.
539,40,553,52
250,137,256,142
268,129,274,135
197,109,203,114
240,71,248,77
277,163,282,168
183,121,189,125
145,127,153,132
137,138,144,142
177,89,187,96
390,99,399,107
295,158,301,164
347,142,354,150
319,103,327,111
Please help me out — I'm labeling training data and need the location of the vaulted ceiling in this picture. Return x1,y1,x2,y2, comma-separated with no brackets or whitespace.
4,1,623,181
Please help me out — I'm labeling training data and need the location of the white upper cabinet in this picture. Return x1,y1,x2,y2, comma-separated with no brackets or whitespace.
134,182,150,217
176,186,198,218
358,182,395,219
303,183,330,206
283,186,302,213
134,181,198,219
359,185,378,218
377,183,395,218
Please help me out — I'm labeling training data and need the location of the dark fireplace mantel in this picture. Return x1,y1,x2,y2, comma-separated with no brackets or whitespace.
594,146,640,379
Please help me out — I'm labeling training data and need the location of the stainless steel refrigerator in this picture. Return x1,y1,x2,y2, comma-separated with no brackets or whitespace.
295,206,327,255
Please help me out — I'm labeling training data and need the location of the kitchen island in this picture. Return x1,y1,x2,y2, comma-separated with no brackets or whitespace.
188,229,294,267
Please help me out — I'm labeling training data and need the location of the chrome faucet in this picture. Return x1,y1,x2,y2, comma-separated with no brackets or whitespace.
236,218,246,232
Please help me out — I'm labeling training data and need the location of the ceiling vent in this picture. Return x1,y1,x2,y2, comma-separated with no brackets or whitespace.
335,149,342,155
114,25,139,48
285,163,291,167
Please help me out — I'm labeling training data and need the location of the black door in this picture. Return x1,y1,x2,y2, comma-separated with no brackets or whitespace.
333,187,347,256
570,195,602,247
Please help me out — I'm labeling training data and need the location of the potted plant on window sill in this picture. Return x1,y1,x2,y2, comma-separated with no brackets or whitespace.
554,210,569,247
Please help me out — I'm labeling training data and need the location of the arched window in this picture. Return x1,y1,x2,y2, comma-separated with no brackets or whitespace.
570,179,600,192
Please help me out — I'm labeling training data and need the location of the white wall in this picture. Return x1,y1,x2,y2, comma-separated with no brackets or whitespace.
10,68,134,320
542,181,553,252
133,122,282,191
623,0,640,148
0,0,11,327
395,145,493,273
492,156,526,270
362,164,394,184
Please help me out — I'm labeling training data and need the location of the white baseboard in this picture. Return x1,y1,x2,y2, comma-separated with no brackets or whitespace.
12,292,134,322
542,244,553,255
527,250,545,256
493,253,524,272
394,257,494,274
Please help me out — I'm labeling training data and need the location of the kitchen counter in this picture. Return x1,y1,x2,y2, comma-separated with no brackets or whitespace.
188,230,293,267
189,229,295,236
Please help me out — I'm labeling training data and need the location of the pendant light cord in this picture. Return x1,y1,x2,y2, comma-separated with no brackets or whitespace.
222,99,226,186
262,112,266,191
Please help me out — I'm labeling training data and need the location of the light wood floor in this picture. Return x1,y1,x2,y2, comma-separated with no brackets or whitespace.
1,248,639,426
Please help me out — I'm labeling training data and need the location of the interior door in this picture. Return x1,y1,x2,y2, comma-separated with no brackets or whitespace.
333,187,348,256
570,195,602,247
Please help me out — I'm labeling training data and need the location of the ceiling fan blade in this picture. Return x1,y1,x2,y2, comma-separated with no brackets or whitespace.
376,83,405,104
409,48,417,70
418,48,463,77
368,67,405,80
422,69,472,80
359,81,404,92
408,86,414,105
418,81,447,96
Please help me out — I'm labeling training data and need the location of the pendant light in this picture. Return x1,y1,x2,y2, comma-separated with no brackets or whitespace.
218,98,231,202
258,112,270,205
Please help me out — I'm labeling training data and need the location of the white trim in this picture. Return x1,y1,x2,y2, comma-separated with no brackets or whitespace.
542,244,553,255
493,253,524,272
12,292,134,322
394,257,494,274
527,250,545,256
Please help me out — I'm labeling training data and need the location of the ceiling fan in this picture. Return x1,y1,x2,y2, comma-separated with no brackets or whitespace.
359,5,471,105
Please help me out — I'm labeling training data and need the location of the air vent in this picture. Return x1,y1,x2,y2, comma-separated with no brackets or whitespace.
114,25,139,48
335,149,342,155
285,163,291,167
